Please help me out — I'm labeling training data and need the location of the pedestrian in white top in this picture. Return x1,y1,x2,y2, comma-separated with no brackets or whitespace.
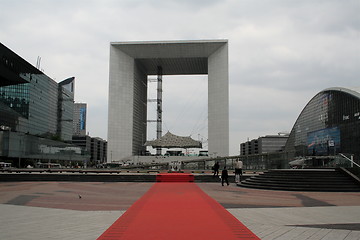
235,160,243,183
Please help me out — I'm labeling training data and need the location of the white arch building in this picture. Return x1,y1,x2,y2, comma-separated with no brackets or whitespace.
108,40,229,161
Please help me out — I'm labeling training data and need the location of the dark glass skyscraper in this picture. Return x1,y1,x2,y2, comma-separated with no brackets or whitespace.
58,77,75,141
0,43,88,166
0,43,74,140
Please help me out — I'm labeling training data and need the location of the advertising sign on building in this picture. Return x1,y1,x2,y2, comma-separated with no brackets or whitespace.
79,107,86,130
307,127,340,155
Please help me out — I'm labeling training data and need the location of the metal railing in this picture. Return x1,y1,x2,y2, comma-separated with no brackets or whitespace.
339,153,360,168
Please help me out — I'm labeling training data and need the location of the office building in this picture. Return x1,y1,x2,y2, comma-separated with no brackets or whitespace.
91,137,107,164
240,135,288,156
0,43,88,166
72,135,107,165
285,87,360,164
108,40,229,161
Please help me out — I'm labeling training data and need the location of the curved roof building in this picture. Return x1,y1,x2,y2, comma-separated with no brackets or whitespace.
284,87,360,164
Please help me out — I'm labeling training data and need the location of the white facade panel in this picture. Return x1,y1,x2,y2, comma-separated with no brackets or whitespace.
108,46,134,161
132,62,147,155
208,44,229,157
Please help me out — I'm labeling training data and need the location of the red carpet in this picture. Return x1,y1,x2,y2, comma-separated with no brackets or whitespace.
97,183,259,239
156,173,194,182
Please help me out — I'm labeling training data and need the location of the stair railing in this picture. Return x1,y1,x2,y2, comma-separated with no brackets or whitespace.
339,153,360,168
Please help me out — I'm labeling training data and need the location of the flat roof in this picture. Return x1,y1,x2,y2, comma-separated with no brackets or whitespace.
110,39,228,75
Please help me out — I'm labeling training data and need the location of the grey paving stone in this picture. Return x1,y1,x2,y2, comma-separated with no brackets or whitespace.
0,204,123,240
228,206,360,240
1,204,360,239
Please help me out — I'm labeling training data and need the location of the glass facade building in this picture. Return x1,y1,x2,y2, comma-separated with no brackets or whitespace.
0,43,88,166
238,87,360,170
285,87,360,164
58,77,75,141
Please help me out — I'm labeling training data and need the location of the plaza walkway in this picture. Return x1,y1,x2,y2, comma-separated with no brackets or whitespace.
0,181,359,239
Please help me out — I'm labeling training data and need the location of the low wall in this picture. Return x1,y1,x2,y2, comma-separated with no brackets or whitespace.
0,171,253,183
0,173,157,182
128,155,212,164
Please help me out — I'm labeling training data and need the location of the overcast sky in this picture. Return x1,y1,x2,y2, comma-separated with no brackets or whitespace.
1,0,359,155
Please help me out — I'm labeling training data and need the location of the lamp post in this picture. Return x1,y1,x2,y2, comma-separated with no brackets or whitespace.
18,139,22,168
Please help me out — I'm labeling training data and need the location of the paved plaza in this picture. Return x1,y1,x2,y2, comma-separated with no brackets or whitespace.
0,181,359,239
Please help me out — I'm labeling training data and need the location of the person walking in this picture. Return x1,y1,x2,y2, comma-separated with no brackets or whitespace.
235,159,243,183
221,166,229,186
213,162,220,177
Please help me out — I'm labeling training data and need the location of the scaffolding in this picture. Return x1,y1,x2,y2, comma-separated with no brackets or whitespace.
156,66,163,155
147,66,163,155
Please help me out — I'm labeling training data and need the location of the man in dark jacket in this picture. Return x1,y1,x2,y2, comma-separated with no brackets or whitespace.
221,166,229,186
213,162,220,177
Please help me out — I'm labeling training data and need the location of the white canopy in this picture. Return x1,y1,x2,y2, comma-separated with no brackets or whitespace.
145,131,202,149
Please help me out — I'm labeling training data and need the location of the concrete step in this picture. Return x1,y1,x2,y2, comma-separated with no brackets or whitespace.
241,180,359,189
251,176,353,182
239,169,360,192
156,173,195,182
239,182,360,192
245,178,355,186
